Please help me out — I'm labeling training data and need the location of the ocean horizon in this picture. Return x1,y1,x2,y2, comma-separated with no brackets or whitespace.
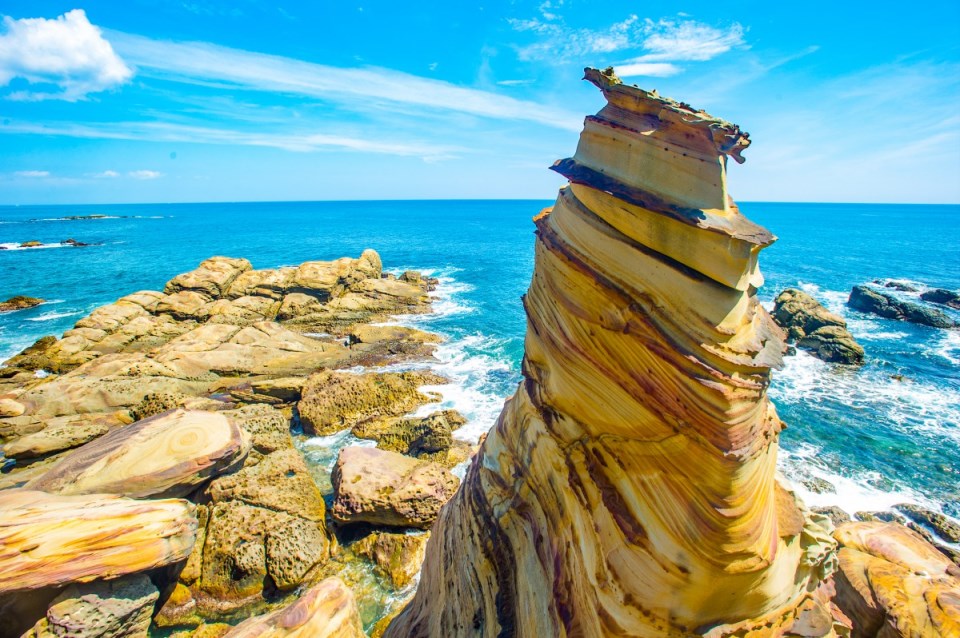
2,198,958,525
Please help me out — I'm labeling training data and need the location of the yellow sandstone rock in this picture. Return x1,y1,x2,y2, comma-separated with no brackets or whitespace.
385,68,840,637
26,409,250,499
0,489,196,593
220,578,365,638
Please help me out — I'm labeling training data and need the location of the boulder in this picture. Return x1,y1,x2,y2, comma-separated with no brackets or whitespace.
921,288,960,310
23,573,158,638
331,446,459,529
26,410,250,499
0,397,25,417
0,296,43,313
773,288,864,364
297,370,444,436
0,489,196,593
832,522,960,637
225,268,296,301
354,532,430,588
164,257,252,299
849,285,957,329
353,410,468,464
221,578,364,638
156,291,213,322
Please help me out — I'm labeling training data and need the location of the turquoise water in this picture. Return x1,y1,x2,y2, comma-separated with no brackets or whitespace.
1,200,957,518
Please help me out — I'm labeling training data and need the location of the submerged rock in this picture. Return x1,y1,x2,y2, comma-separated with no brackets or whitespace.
331,446,459,529
921,288,960,310
849,285,957,328
0,296,44,313
353,532,429,589
773,288,864,364
386,68,840,637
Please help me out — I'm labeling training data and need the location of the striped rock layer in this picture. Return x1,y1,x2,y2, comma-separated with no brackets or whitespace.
386,68,840,637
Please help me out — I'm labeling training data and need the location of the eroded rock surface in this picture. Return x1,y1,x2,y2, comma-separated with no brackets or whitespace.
331,446,459,529
831,522,960,637
0,296,43,313
386,67,841,637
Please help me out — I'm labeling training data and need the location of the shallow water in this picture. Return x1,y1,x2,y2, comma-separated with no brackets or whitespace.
1,199,957,521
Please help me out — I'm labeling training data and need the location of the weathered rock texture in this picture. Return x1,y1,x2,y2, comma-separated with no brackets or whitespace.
386,68,840,637
0,489,196,593
0,296,43,313
773,288,864,364
832,522,960,637
221,578,365,638
331,446,460,529
25,409,249,498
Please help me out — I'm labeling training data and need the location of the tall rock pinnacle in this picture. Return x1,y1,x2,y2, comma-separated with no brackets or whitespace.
386,68,840,637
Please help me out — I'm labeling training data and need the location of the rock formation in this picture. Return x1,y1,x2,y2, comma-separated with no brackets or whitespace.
832,522,960,636
921,288,960,310
221,578,365,638
849,285,957,329
772,288,864,364
386,68,840,637
0,296,44,313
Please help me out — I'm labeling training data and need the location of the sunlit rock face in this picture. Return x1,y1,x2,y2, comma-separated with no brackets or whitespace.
386,68,840,637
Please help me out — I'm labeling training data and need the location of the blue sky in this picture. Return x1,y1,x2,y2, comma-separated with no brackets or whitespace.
0,1,958,204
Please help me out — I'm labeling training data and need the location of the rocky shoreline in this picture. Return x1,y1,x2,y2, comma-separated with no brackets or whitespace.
0,251,468,637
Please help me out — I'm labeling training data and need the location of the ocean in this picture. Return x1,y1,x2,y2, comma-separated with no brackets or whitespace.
1,200,958,521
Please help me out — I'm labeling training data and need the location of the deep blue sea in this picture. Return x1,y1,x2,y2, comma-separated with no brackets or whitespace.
1,200,958,521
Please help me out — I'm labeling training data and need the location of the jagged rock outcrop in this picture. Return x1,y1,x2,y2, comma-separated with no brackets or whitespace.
773,288,864,364
386,68,840,637
832,522,960,636
849,285,957,329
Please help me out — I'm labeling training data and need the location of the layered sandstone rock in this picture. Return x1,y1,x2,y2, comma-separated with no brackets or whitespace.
0,489,196,593
26,409,250,499
832,522,960,637
386,68,839,637
221,578,365,638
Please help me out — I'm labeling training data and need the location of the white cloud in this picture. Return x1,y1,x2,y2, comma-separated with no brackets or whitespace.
510,14,639,62
0,9,132,101
636,19,745,62
14,170,49,177
128,169,162,179
93,170,120,178
616,63,681,78
106,31,582,131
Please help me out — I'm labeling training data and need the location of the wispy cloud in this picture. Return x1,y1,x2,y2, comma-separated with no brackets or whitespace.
106,31,582,131
128,169,162,179
0,119,466,158
93,169,120,178
508,12,745,78
0,10,132,101
14,170,49,177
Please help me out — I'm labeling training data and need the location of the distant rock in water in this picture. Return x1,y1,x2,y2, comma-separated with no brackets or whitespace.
0,295,44,312
773,288,864,364
921,288,960,310
874,278,919,292
849,284,957,328
19,240,43,248
62,238,91,247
